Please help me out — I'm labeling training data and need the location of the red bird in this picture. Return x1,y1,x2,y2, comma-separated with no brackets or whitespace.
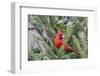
54,31,64,48
54,31,80,55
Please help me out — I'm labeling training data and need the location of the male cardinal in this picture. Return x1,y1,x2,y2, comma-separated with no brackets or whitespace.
54,31,80,55
54,31,64,48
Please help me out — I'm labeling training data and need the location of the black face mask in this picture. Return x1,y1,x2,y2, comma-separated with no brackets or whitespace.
59,36,63,40
59,34,63,40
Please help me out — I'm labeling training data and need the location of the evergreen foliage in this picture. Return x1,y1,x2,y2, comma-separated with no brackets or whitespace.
28,15,88,60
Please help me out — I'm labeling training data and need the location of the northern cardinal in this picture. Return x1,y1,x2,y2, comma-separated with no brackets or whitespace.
54,31,80,55
54,31,64,48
